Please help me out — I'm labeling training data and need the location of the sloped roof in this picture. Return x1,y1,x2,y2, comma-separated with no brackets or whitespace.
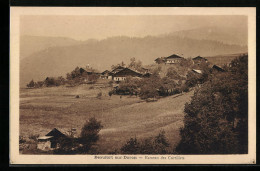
111,66,125,74
45,128,66,138
192,56,208,61
166,54,183,59
192,69,202,74
212,65,225,72
38,136,53,140
79,68,86,74
113,68,143,77
101,70,111,75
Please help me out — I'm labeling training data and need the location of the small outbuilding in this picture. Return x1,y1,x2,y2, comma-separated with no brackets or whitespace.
192,56,208,65
100,70,112,79
212,65,225,72
192,69,203,74
37,128,67,151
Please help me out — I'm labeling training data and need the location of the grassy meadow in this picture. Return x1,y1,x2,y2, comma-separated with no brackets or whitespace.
20,79,194,154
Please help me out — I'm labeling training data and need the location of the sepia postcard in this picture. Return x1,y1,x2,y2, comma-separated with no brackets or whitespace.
10,7,256,164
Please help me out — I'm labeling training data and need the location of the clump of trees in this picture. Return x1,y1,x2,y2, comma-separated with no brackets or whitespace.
115,77,141,96
119,130,171,154
27,66,99,88
139,74,161,100
44,76,66,87
111,61,126,70
66,66,99,85
26,80,45,88
175,55,248,154
114,65,190,99
128,57,143,72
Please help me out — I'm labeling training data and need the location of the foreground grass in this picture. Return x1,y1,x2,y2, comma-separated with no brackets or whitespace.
20,83,193,154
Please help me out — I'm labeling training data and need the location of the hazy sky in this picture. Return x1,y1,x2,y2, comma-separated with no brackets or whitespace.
20,15,247,41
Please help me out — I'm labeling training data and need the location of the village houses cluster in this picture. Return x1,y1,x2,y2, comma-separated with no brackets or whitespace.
99,54,224,81
24,53,228,151
27,53,225,89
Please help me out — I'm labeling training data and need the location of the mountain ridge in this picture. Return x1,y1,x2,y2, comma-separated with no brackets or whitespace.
20,27,248,87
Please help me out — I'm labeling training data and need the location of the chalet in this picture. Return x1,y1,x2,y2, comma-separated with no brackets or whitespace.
155,54,184,64
100,70,112,79
192,56,208,65
37,128,67,151
112,68,143,81
165,54,184,64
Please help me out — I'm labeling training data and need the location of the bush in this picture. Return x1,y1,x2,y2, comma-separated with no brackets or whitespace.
27,79,35,88
88,74,99,83
120,131,171,154
116,77,140,95
79,117,103,153
19,136,26,144
166,67,184,80
96,92,102,99
108,90,114,97
120,137,140,154
181,84,189,92
29,134,39,141
140,84,159,100
108,80,114,87
139,75,162,99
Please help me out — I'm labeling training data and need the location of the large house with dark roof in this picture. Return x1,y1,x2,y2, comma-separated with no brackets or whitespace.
165,54,184,64
112,68,143,81
155,54,184,64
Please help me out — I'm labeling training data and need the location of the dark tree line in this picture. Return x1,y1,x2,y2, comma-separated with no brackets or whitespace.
27,66,99,88
175,55,248,154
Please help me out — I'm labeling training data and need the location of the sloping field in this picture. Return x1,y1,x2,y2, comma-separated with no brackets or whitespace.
20,84,193,154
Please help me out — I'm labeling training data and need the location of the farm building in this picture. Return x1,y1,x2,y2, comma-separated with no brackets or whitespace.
79,67,100,76
192,56,208,65
212,65,225,72
100,70,112,79
165,54,184,64
37,128,67,151
112,68,143,81
155,54,184,64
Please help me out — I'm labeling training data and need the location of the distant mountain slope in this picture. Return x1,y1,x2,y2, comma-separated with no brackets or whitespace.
163,27,247,46
20,35,82,59
20,34,247,87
